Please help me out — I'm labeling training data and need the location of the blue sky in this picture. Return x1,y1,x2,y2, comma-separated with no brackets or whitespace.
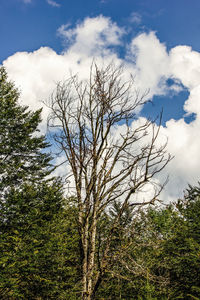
1,0,200,122
1,0,200,201
1,0,200,61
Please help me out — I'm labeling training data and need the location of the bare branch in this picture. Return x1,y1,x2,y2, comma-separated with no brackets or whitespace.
46,62,172,300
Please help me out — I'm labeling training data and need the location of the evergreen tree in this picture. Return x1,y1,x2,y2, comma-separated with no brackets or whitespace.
0,66,51,195
162,184,200,299
0,183,80,299
0,67,81,299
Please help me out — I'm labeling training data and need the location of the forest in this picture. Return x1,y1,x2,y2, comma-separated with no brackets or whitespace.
0,65,200,300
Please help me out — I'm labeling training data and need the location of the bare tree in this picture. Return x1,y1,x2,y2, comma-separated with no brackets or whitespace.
46,63,171,300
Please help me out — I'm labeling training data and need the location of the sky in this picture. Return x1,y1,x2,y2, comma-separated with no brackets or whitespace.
1,0,200,202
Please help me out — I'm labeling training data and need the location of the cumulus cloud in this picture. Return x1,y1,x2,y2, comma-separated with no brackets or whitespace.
4,17,125,123
3,47,68,132
128,31,171,97
158,117,200,201
57,16,124,57
127,31,200,200
160,46,200,200
3,15,200,201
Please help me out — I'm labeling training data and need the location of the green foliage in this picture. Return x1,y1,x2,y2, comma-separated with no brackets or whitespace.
162,184,200,299
96,186,200,299
0,67,52,193
0,68,81,299
97,205,172,299
0,183,81,299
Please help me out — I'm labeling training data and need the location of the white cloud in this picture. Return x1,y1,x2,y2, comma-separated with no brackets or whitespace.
128,31,171,97
3,15,200,201
46,0,60,7
3,17,125,131
3,47,68,131
169,46,200,117
158,117,200,201
126,31,200,200
159,46,200,200
57,16,124,57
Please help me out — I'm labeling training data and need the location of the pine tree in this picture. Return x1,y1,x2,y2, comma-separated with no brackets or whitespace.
0,67,81,299
0,67,52,195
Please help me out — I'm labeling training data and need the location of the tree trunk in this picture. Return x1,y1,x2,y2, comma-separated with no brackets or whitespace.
82,216,89,299
82,210,97,300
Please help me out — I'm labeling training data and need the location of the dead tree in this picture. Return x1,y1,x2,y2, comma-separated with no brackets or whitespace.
46,63,171,300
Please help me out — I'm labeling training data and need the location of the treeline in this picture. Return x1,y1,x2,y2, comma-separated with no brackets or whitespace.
0,66,200,299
